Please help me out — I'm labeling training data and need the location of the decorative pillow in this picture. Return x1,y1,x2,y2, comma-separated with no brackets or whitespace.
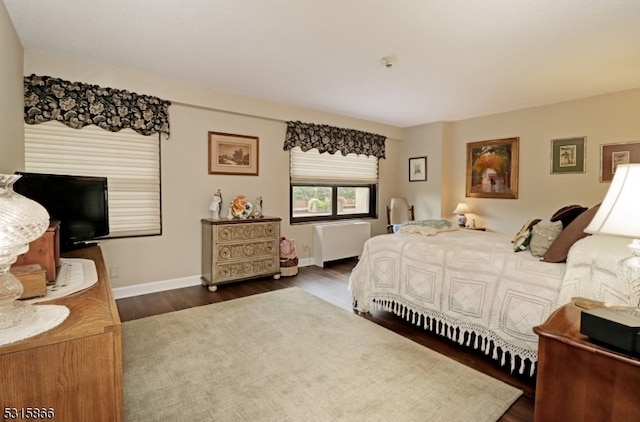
529,220,563,257
512,218,541,252
543,204,601,263
550,205,588,228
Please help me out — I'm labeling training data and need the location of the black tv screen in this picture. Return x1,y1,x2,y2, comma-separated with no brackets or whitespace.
14,172,109,251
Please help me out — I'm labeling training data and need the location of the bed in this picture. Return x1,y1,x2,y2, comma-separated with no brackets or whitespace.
348,220,631,375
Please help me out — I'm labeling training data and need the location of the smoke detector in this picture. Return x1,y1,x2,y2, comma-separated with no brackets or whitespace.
380,55,398,69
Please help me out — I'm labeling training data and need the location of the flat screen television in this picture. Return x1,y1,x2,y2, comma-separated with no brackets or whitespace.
14,172,110,251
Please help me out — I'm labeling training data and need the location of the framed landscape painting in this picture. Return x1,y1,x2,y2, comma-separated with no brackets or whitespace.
600,140,640,182
551,137,586,174
466,137,519,199
208,131,259,175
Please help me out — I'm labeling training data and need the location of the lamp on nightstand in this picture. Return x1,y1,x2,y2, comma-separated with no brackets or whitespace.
452,202,470,228
584,164,640,305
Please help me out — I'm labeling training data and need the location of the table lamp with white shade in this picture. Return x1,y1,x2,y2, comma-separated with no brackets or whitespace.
453,202,470,228
584,163,640,305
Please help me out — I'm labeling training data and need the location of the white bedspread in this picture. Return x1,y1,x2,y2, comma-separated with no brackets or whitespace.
349,230,567,374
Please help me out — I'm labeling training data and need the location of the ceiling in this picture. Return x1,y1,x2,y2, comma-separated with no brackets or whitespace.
5,0,640,128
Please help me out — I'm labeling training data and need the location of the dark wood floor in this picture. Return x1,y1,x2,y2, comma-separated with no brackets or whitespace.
116,258,535,421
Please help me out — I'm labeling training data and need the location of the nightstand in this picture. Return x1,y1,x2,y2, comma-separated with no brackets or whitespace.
533,299,640,421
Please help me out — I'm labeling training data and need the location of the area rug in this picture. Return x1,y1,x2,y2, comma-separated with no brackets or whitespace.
122,287,522,421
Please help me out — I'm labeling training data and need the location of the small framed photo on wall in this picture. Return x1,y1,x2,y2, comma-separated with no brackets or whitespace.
408,156,427,182
550,137,586,174
600,141,640,182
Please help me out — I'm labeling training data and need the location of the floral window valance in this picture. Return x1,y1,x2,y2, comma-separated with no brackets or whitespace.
24,74,171,138
283,120,386,159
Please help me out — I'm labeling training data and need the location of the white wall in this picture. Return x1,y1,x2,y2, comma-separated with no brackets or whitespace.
399,89,640,235
0,2,24,173
22,51,403,289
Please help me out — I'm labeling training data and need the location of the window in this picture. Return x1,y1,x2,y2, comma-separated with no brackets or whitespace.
24,121,161,238
290,147,378,223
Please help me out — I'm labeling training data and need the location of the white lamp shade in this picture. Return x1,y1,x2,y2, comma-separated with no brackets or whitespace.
452,202,470,214
584,164,640,238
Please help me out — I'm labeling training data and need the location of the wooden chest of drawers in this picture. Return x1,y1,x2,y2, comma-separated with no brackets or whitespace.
201,217,281,291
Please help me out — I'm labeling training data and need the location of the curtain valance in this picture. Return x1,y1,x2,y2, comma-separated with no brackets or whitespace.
283,120,386,159
24,74,171,138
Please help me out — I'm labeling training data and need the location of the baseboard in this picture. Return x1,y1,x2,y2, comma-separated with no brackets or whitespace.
112,275,202,299
112,259,315,299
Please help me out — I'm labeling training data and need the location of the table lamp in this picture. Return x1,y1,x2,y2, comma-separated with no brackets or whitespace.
453,202,470,227
0,174,50,329
584,163,640,305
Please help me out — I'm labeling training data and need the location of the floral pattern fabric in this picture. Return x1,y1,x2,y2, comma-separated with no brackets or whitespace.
283,120,386,158
24,74,171,137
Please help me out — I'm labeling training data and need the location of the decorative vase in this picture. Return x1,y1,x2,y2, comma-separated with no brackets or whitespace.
0,174,50,328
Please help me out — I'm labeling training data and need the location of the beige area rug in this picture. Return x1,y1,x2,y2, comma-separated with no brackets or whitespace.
122,287,522,421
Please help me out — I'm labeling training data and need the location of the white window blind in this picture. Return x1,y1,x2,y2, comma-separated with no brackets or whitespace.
290,147,378,183
24,121,161,237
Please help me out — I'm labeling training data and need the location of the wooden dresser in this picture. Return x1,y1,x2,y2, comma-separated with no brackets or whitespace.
201,217,281,291
0,246,123,422
533,299,640,421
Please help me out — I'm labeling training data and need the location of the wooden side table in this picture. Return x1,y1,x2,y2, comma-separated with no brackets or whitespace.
533,299,640,421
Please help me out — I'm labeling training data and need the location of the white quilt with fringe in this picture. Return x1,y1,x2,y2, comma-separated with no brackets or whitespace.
349,230,569,375
349,230,631,375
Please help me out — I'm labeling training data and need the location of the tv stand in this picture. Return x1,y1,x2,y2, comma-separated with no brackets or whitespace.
0,245,123,421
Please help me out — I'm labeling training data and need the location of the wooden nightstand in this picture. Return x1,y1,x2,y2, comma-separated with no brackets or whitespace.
533,299,640,421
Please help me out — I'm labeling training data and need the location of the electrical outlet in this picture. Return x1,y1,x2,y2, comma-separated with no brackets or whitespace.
303,244,311,258
109,266,120,278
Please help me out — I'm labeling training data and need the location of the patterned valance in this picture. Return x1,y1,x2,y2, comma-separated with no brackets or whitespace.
283,121,386,159
24,74,171,138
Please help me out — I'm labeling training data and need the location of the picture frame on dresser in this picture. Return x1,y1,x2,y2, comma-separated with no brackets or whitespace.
600,140,640,182
208,131,259,175
550,136,586,174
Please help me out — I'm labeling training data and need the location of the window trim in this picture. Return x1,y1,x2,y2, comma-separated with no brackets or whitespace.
290,182,378,224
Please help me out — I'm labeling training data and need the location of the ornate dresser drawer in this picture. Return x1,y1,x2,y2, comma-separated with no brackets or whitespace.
201,217,281,291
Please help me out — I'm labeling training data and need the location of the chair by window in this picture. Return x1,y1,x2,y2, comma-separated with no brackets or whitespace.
386,198,415,233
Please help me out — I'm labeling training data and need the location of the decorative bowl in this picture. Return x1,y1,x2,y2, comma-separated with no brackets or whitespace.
231,195,252,219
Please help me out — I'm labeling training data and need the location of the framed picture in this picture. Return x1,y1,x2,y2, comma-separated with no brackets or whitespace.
466,137,519,199
208,131,259,175
551,137,586,174
408,156,427,181
600,140,640,182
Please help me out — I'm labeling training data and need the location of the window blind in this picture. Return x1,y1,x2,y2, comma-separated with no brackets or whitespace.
290,147,378,183
24,121,161,237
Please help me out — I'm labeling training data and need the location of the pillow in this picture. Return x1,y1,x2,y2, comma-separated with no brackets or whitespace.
550,205,588,228
512,218,541,252
529,220,563,257
543,204,601,263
